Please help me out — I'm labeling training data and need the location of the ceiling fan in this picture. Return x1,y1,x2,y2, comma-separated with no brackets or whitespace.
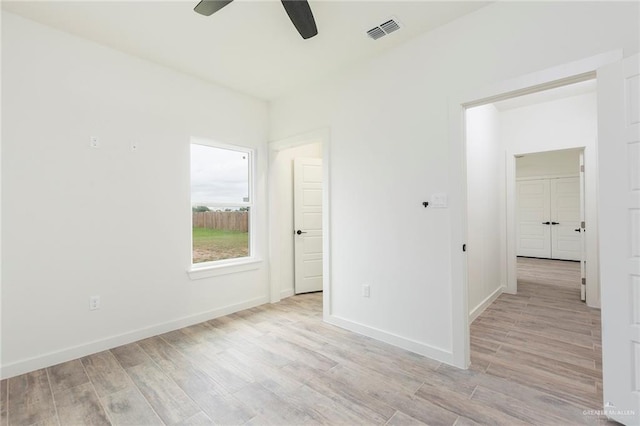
194,0,318,40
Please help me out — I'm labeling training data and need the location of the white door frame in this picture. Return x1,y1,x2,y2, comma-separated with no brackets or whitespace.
268,128,332,319
449,50,622,369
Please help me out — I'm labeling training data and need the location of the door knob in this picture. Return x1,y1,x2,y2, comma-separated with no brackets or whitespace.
574,228,581,232
542,221,551,225
296,230,307,235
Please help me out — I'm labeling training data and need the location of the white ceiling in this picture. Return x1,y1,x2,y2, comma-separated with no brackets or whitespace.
2,1,490,100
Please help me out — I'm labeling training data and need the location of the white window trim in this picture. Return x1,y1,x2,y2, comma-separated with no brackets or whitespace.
189,137,257,276
187,258,262,280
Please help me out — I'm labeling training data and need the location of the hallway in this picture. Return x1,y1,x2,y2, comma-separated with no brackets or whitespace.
470,257,605,421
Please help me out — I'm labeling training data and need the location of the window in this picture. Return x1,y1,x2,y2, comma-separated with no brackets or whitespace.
190,141,253,266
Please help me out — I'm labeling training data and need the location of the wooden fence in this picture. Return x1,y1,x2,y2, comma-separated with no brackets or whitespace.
192,211,248,232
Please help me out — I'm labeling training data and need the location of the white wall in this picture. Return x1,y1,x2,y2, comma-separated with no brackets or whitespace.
501,92,599,306
466,104,504,322
1,13,269,378
270,142,323,299
502,93,597,154
516,149,581,178
269,1,638,364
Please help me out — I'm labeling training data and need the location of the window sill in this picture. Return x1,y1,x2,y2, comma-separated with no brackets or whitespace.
187,258,262,280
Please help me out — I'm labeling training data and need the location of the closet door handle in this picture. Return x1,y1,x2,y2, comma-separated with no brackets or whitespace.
542,222,551,225
551,222,560,225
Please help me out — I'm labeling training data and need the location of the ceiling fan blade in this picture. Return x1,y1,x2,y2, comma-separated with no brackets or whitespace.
194,0,233,16
280,0,318,39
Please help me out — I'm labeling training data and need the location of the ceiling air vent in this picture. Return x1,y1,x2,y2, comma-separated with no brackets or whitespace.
380,19,400,34
366,17,402,40
367,27,386,40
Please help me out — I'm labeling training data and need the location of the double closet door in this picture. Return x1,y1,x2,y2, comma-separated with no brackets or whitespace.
516,177,581,261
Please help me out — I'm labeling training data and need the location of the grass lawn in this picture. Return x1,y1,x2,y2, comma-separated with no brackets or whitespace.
192,227,249,263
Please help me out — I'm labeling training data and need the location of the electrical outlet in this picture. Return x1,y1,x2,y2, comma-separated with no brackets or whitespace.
89,295,100,311
362,285,370,298
90,136,99,148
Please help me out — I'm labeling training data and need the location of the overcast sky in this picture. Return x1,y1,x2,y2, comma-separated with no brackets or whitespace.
190,144,249,205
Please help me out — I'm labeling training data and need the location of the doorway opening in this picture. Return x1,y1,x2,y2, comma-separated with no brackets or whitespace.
450,50,636,422
465,78,598,325
514,149,586,301
268,129,330,315
463,78,603,407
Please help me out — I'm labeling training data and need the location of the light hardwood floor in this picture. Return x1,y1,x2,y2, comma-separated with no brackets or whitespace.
470,257,608,425
2,258,610,425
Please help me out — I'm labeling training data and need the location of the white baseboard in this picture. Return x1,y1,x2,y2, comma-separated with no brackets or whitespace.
280,288,295,299
1,296,269,379
468,286,504,324
325,314,454,366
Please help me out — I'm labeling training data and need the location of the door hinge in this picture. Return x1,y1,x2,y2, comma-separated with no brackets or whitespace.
580,164,585,172
582,277,586,285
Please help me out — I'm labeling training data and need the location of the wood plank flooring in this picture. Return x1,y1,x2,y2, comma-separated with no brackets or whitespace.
2,258,612,425
470,257,610,425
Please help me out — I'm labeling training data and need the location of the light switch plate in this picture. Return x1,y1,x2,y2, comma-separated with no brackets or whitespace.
362,285,370,298
431,193,448,208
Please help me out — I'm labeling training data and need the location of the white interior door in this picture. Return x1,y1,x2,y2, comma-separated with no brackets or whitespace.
517,177,582,261
516,179,551,258
579,152,587,301
550,177,582,261
598,53,640,425
293,158,323,294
